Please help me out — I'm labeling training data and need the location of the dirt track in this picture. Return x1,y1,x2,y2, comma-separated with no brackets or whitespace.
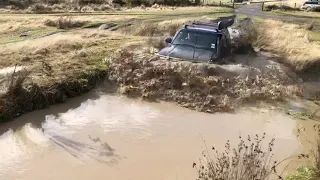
235,3,318,23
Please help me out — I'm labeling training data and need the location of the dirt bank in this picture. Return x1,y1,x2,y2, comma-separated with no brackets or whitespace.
109,50,302,113
0,68,107,122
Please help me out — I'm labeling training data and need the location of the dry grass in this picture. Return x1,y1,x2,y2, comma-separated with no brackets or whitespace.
119,21,183,37
0,29,122,79
0,33,86,54
28,3,53,12
265,0,304,8
273,10,320,18
0,14,135,34
123,6,231,12
44,16,88,29
194,134,283,180
0,29,113,121
0,16,45,35
255,19,320,72
264,4,299,12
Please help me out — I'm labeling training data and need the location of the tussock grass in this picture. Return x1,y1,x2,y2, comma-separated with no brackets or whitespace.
255,20,320,72
264,4,299,12
44,16,88,29
28,3,53,12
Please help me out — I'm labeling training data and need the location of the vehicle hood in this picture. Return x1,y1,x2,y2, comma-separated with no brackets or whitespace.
158,45,216,62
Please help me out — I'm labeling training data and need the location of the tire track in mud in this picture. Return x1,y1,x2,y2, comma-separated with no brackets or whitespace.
0,30,64,45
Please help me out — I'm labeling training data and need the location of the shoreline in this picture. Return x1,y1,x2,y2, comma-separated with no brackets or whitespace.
0,69,107,122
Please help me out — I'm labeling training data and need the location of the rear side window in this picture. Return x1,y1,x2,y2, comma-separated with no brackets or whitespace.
305,1,319,4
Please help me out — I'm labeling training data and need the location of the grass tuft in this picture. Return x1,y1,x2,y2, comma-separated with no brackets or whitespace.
194,134,284,180
44,16,88,29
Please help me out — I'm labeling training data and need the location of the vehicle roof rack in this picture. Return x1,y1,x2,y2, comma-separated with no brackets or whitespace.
192,21,219,27
184,18,235,31
184,21,222,31
184,24,219,32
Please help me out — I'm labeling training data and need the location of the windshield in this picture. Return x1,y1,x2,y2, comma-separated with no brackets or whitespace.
172,29,218,50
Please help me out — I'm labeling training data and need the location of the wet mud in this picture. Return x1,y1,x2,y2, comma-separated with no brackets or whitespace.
109,50,302,113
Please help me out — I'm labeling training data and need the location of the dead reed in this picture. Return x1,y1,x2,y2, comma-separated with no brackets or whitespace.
194,133,312,180
194,134,281,180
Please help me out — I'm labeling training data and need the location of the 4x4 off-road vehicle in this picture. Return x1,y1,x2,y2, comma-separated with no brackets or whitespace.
158,18,236,63
301,0,320,11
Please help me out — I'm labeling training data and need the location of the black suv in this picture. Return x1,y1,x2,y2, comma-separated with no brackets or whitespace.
158,19,234,63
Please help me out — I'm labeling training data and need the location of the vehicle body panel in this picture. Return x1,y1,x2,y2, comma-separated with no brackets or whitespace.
159,45,216,62
301,0,320,9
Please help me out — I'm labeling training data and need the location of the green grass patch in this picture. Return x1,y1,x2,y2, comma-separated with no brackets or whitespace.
0,28,62,44
267,10,320,19
286,166,318,180
308,31,320,42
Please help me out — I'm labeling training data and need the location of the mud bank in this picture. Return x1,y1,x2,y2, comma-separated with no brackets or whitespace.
0,69,107,122
109,50,302,113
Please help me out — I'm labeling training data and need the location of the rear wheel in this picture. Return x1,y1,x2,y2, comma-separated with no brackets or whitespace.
306,6,312,11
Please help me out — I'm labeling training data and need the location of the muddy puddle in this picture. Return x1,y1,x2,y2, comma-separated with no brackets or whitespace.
0,88,317,180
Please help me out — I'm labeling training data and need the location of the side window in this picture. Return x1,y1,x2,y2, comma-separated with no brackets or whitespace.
173,31,187,44
307,1,318,4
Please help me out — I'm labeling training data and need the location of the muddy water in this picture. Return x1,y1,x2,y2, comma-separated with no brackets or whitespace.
0,90,316,180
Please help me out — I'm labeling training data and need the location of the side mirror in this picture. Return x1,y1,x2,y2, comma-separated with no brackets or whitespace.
165,37,172,44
